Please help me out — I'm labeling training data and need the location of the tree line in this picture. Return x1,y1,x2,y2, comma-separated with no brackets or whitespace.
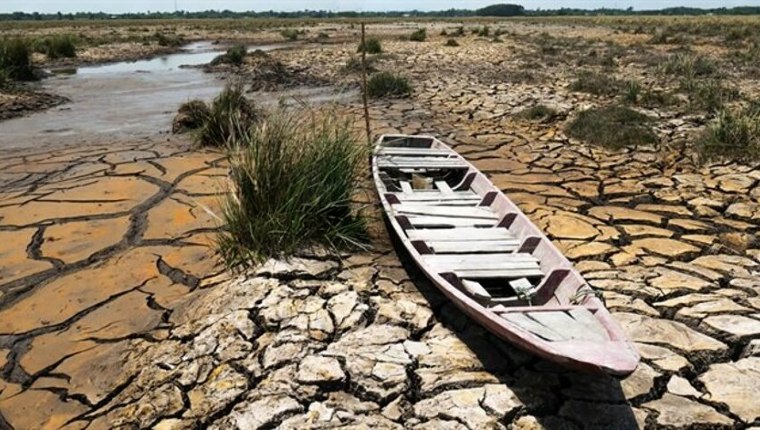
2,4,759,21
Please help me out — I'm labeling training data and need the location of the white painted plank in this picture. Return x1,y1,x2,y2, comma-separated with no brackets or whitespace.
406,215,495,228
528,311,607,342
407,227,514,241
456,268,544,278
400,182,413,193
378,154,457,161
435,181,454,194
378,159,468,169
422,253,539,265
378,148,452,156
428,240,520,254
501,313,567,341
378,156,463,163
434,259,540,271
397,194,480,202
567,308,609,341
394,204,498,219
460,279,491,300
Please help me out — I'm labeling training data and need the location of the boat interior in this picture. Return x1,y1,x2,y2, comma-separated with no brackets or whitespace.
376,135,612,343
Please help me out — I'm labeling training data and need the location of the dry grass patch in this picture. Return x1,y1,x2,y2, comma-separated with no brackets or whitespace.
566,105,658,150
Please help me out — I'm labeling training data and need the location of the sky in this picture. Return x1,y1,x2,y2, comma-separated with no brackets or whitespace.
1,0,755,13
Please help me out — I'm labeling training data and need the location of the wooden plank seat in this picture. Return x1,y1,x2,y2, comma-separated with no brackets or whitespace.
423,253,543,279
407,227,515,241
392,204,498,220
377,148,453,157
427,240,520,254
377,157,469,169
393,192,481,206
499,308,609,342
435,181,454,193
404,215,496,228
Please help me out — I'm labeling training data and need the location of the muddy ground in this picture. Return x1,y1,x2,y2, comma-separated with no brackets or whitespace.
1,18,759,429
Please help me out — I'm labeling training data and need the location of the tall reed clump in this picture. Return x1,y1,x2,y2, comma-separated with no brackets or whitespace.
566,105,658,150
0,38,35,81
367,72,411,98
409,28,427,42
218,109,369,267
197,83,258,146
210,44,247,66
357,37,382,54
697,105,760,163
38,34,77,59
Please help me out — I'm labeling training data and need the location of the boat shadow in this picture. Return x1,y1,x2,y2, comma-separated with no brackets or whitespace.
384,225,640,429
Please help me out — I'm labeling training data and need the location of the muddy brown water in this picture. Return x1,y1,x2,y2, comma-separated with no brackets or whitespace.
0,42,360,151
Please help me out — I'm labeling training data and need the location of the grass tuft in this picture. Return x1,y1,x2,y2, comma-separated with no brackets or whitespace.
36,34,77,59
367,72,411,98
697,105,760,163
517,104,557,122
196,83,258,146
173,99,210,134
570,70,623,96
357,37,382,54
280,28,300,41
409,28,427,42
0,38,35,81
566,105,658,150
155,32,184,47
218,108,369,267
211,44,247,66
679,78,739,112
660,53,717,79
445,39,460,47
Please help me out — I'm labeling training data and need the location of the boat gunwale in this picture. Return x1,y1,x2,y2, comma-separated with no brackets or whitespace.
372,133,640,376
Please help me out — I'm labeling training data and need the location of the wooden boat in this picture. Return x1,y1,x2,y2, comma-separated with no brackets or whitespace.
371,134,640,376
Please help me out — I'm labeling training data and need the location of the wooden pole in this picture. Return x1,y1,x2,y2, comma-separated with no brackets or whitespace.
360,22,371,144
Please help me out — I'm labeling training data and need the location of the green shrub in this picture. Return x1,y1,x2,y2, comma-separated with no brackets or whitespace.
445,39,460,47
343,55,378,75
478,25,490,37
680,78,739,112
570,70,623,96
697,106,760,163
623,80,641,104
197,84,259,147
155,32,184,47
517,104,557,122
566,105,658,150
409,28,427,42
0,68,9,89
280,28,299,41
218,109,368,266
37,34,77,59
660,53,717,79
440,29,448,36
454,26,466,37
357,37,382,54
173,99,210,133
0,38,35,81
367,72,411,98
211,44,247,66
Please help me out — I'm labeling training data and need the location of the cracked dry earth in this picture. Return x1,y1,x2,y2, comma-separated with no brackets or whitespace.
2,29,760,430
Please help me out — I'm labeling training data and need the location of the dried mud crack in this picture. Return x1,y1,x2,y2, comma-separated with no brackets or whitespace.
1,20,760,430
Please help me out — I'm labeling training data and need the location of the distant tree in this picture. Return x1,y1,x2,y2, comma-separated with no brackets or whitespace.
476,4,525,16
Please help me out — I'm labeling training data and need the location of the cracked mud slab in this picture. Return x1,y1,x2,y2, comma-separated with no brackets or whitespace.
0,137,227,429
1,21,760,430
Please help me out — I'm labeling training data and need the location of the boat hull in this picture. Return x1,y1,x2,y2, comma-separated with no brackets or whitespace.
372,134,640,376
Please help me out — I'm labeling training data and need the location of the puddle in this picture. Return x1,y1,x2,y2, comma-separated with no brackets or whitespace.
0,42,356,151
76,42,224,75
